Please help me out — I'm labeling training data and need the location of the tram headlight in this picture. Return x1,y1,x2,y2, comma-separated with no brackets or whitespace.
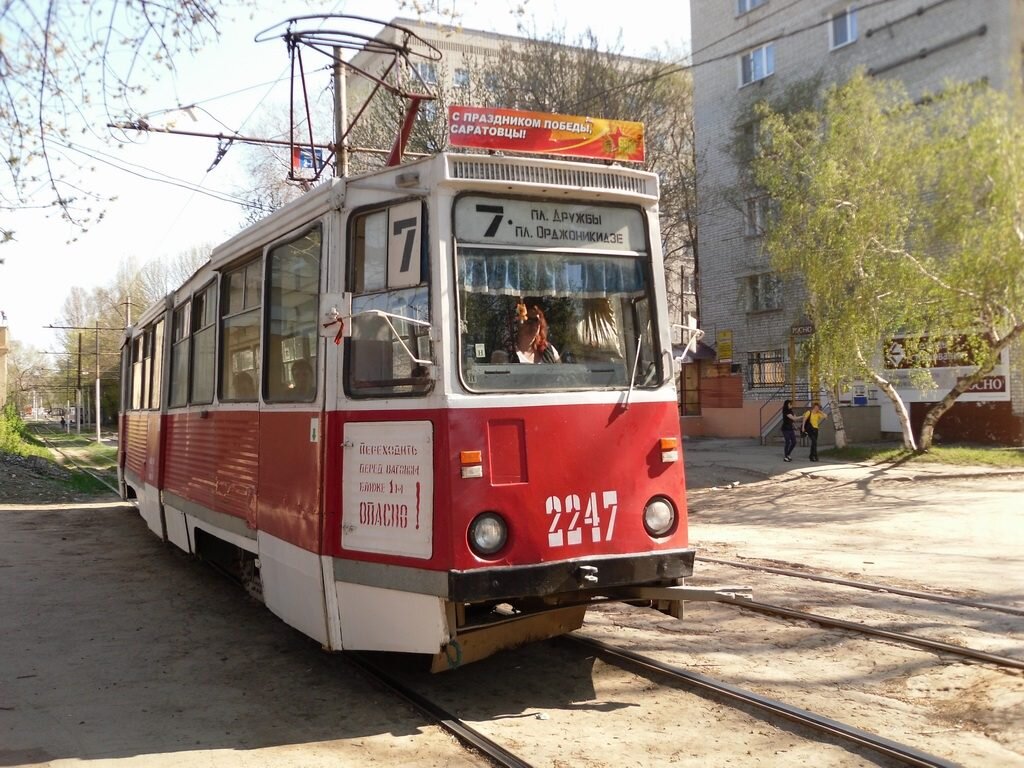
643,497,677,538
468,512,508,557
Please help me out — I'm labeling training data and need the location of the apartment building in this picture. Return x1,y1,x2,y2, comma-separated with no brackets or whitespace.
690,0,1024,442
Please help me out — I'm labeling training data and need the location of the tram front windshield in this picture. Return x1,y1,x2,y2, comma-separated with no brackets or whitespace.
455,196,660,393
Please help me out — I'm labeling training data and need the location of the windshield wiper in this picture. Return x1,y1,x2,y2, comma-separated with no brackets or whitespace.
624,330,644,410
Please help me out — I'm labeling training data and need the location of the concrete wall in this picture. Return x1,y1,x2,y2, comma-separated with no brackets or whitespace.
700,402,765,438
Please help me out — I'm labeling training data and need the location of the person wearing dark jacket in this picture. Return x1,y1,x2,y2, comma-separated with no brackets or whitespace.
781,399,798,462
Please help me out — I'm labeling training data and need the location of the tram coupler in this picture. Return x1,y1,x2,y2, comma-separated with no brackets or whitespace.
619,585,753,619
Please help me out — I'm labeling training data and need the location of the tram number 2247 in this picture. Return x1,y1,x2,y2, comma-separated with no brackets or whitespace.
546,490,618,548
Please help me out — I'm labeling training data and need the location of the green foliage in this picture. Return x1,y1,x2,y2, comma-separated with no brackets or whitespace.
0,404,50,458
826,443,1024,468
752,70,1024,448
37,427,118,473
753,71,928,386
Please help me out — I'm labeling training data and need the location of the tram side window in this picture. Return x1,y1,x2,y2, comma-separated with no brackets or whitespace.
131,335,145,410
169,302,190,407
149,319,164,409
190,282,217,405
265,227,321,403
142,331,152,410
220,257,261,402
347,201,432,397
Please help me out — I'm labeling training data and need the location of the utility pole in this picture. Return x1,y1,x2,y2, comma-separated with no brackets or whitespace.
334,46,349,177
77,333,82,435
48,323,122,440
95,320,101,444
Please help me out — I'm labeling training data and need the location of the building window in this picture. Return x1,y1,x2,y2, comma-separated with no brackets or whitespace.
747,349,785,389
743,120,763,158
737,0,767,15
419,101,438,123
747,272,781,312
745,196,770,236
412,61,437,85
740,43,774,86
830,7,858,49
681,274,696,295
454,68,470,88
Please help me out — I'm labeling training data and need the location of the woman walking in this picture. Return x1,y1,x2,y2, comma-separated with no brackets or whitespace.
801,402,828,462
781,399,798,462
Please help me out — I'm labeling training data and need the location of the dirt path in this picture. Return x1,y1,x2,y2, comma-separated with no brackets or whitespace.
1,449,1022,766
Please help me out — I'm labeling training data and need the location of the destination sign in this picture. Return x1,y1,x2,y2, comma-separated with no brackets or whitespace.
454,196,646,253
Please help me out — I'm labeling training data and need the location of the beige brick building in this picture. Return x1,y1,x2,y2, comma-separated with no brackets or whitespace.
690,0,1024,442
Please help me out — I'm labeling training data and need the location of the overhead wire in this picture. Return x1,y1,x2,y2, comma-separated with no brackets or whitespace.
55,139,267,211
97,0,909,217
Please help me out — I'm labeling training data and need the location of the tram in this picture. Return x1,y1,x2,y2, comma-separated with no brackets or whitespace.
119,149,694,669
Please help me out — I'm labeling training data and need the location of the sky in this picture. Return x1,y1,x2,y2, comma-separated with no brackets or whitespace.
0,0,690,351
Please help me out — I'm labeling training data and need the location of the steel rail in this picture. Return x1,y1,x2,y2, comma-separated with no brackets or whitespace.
699,556,1024,617
566,635,960,768
346,652,535,768
717,597,1024,670
34,427,120,496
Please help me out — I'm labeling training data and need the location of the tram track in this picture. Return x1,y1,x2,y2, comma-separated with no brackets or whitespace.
715,595,1024,670
698,555,1024,617
348,634,960,768
563,634,960,768
694,555,1024,671
31,424,120,496
346,652,535,768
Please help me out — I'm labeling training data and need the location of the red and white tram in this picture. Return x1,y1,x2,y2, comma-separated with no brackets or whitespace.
119,151,693,669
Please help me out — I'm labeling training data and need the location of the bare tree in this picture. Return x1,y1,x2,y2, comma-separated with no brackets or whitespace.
1,0,221,241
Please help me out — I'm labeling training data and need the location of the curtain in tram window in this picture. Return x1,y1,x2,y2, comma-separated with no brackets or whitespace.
458,249,646,298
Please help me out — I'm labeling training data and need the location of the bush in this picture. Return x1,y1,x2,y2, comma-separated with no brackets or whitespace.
0,404,49,458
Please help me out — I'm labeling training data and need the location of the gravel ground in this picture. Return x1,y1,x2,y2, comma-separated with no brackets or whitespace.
1,445,1022,767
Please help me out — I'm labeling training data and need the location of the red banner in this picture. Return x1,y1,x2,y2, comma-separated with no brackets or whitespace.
448,106,645,163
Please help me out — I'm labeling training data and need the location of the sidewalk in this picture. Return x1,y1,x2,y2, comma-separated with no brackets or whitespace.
681,436,1024,488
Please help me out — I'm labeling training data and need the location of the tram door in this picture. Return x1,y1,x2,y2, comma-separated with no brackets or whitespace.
338,200,436,563
257,226,324,545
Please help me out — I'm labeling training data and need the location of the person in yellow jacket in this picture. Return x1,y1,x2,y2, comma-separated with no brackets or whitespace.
802,402,829,462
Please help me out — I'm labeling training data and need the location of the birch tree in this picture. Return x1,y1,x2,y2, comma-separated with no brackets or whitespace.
754,71,1024,451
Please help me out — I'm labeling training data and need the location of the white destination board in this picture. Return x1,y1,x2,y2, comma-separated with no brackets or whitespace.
454,195,646,252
